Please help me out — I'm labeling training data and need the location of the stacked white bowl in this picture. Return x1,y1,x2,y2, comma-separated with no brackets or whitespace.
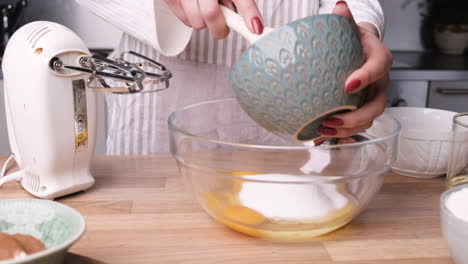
385,107,458,178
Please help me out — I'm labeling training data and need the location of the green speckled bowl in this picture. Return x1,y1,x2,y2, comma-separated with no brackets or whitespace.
229,14,366,142
0,199,85,264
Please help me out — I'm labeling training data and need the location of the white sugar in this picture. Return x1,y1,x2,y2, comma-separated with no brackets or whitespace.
446,187,468,222
300,141,331,174
238,174,350,222
14,251,27,260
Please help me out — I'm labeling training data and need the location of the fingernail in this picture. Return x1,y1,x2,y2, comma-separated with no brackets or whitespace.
345,79,362,93
336,1,348,6
313,138,326,146
323,117,344,127
318,127,338,136
251,16,263,35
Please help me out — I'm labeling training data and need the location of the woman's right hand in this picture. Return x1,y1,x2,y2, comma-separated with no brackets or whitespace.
163,0,264,39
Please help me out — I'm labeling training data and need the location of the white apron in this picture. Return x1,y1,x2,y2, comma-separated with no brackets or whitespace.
76,0,384,154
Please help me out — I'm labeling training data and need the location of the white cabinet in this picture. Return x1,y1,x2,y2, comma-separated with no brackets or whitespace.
388,80,468,112
428,81,468,113
387,81,429,107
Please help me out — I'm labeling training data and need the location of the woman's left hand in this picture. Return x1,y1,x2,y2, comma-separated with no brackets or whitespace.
317,1,392,139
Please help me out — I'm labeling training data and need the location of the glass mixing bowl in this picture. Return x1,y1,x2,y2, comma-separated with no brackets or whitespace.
169,99,400,241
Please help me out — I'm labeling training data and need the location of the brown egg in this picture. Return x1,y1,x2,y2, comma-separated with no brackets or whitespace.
0,232,27,261
12,234,46,254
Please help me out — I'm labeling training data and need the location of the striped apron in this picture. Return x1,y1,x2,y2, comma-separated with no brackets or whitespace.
106,1,321,155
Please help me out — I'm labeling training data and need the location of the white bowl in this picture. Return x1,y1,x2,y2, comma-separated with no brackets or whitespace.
0,199,86,264
441,184,468,264
385,107,458,178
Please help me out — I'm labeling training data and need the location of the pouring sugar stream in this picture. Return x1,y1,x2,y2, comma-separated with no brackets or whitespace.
186,8,381,239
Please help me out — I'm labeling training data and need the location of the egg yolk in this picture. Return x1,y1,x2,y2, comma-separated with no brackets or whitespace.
204,191,266,237
204,171,357,240
204,192,223,213
217,218,263,237
231,171,258,193
231,171,259,177
222,205,265,226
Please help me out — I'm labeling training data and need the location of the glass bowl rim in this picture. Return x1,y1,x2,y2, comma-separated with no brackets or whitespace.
168,98,401,150
454,112,468,129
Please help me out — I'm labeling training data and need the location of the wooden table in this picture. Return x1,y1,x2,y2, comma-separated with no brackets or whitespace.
0,156,453,264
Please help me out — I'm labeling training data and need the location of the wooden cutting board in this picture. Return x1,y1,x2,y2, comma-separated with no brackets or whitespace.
0,155,453,264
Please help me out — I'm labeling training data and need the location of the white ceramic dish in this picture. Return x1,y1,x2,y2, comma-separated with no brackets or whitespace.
0,199,86,264
385,107,458,178
441,184,468,264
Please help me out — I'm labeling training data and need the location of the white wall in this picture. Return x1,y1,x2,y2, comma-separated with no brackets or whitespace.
380,0,425,51
23,0,122,49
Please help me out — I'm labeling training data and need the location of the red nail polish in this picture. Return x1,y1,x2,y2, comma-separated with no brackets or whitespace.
345,79,362,93
251,16,263,35
313,138,327,146
323,117,344,127
318,127,338,136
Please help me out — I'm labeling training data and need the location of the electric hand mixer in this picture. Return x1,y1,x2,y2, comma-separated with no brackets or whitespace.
0,21,172,199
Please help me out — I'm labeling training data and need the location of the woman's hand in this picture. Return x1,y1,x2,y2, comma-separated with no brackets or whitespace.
163,0,264,39
318,1,392,139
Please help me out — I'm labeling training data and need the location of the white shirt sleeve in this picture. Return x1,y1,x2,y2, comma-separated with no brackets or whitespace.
75,0,193,56
319,0,385,39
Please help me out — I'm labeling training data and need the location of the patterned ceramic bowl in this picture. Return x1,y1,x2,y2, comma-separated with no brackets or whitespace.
229,14,366,142
0,199,85,264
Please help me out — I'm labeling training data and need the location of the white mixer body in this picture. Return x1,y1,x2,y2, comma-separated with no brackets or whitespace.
2,21,97,199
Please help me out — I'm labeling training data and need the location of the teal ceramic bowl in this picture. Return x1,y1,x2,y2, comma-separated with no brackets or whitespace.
0,199,85,264
229,14,366,142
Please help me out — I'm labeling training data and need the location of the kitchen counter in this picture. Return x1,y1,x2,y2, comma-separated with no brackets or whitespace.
391,51,468,81
0,155,453,264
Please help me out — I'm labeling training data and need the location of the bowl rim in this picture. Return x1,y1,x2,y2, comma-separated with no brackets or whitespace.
0,199,86,264
168,98,401,150
386,107,458,129
391,166,445,178
231,13,359,70
386,106,458,116
454,112,468,129
385,107,458,140
440,184,468,227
